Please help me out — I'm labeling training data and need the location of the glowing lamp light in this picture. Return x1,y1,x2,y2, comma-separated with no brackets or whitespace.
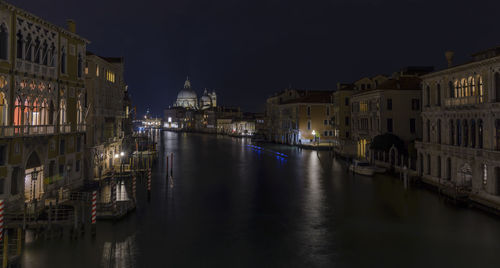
120,152,125,157
312,130,316,136
114,154,119,159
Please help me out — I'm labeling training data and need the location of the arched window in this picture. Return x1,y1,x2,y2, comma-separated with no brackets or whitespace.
427,154,431,175
456,119,461,146
40,99,48,125
426,119,430,142
478,76,484,103
437,83,441,106
49,43,55,67
449,81,454,98
23,98,30,126
426,86,430,106
34,38,40,64
469,76,476,96
41,41,48,65
0,92,7,126
16,31,23,59
495,73,500,102
463,78,469,97
0,24,7,60
450,120,454,145
471,120,476,148
463,120,468,147
31,99,40,126
437,156,441,178
454,80,459,98
77,54,83,78
25,34,32,61
446,158,452,180
478,119,483,148
77,99,83,124
59,99,66,125
437,119,441,144
61,47,66,74
14,97,22,126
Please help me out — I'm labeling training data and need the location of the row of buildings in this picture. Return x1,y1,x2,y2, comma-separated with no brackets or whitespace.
163,77,264,137
263,49,500,209
0,1,133,208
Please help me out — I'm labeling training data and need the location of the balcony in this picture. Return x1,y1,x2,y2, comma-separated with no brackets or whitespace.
59,124,71,133
444,96,483,108
16,59,57,79
0,125,56,137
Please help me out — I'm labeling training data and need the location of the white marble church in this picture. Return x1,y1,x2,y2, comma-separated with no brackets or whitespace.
174,77,217,110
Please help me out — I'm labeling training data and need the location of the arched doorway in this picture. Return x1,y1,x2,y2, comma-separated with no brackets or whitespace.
457,163,472,189
24,151,44,202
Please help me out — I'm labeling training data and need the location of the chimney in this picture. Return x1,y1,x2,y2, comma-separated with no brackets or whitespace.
445,51,454,68
67,19,76,33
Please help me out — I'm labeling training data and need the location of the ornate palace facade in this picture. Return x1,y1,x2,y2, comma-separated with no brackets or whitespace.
0,2,88,204
417,49,500,206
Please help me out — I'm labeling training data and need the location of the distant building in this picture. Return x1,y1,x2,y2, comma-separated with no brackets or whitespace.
265,89,335,144
416,48,500,205
350,69,429,161
174,77,216,110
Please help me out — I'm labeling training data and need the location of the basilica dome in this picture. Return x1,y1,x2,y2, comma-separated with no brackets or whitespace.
175,77,198,109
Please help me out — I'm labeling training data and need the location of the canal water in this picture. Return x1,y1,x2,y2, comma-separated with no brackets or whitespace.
21,132,500,267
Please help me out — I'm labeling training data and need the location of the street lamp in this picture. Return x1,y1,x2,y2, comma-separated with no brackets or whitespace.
32,167,38,202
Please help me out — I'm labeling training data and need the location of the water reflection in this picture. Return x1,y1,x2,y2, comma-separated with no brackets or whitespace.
101,233,137,268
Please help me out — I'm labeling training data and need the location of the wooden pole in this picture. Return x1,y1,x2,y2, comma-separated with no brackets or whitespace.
2,231,8,268
16,228,21,256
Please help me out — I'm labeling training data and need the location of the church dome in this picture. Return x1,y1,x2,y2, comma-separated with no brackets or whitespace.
177,88,197,100
175,77,198,109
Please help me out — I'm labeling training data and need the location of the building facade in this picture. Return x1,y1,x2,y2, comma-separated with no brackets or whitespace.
416,49,500,206
85,52,126,180
351,73,423,159
0,2,88,204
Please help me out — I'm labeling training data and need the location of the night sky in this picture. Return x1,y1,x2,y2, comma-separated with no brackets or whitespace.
15,0,500,116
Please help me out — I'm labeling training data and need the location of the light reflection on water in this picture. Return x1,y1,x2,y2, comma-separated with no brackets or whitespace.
20,133,500,268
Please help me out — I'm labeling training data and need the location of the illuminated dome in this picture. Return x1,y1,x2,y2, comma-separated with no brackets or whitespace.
175,77,198,109
200,89,212,110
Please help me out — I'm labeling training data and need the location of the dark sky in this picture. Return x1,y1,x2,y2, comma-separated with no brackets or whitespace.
15,0,500,116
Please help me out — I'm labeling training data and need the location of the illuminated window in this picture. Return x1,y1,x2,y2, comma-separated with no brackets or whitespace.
0,92,7,126
483,164,488,185
478,75,484,102
469,77,475,96
14,97,22,126
96,65,100,77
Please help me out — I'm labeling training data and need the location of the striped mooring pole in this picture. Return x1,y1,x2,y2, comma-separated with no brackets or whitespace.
0,199,4,242
132,175,137,201
91,191,97,235
111,179,117,212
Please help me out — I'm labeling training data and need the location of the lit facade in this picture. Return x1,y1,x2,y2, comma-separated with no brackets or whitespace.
0,2,88,203
416,48,500,205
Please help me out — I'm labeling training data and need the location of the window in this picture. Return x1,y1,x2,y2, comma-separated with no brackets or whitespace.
345,97,349,106
437,119,441,144
426,86,430,106
96,65,100,77
449,120,454,146
25,34,32,61
307,106,311,116
478,119,483,148
456,120,461,146
496,119,500,150
437,84,441,106
34,38,40,64
463,120,468,147
76,160,80,172
426,119,430,142
324,119,328,125
16,31,23,59
0,144,5,165
307,120,311,130
437,156,441,178
427,154,431,175
326,106,330,116
42,41,48,65
345,116,349,126
471,120,476,148
346,131,350,138
77,54,83,78
411,99,420,110
410,118,416,134
61,47,66,74
387,118,393,133
324,131,328,136
0,25,7,60
60,139,65,155
329,130,333,136
387,99,392,110
448,81,454,98
0,178,4,194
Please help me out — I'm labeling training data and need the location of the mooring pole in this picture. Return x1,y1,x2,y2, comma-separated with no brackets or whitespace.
147,169,151,202
2,230,7,268
170,152,173,176
91,190,97,236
